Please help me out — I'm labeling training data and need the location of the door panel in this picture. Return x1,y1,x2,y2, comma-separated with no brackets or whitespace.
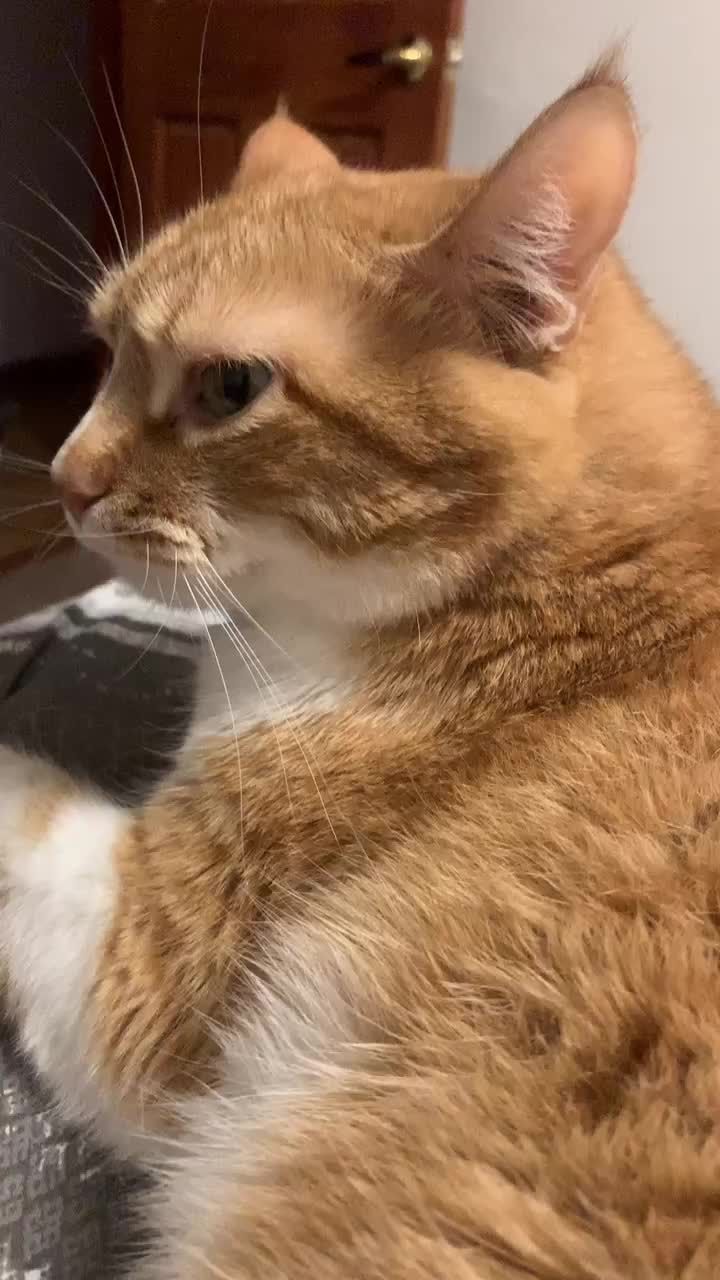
314,127,382,168
117,0,464,237
153,119,238,214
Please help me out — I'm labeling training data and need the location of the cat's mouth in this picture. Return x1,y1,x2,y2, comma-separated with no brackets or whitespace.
111,529,199,564
68,509,207,570
88,527,209,606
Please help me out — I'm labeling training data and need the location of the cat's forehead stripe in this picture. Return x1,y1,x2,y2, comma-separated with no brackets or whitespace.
175,298,351,369
147,346,183,419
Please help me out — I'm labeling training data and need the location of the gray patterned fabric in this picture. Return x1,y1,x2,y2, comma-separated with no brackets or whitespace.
0,581,200,1278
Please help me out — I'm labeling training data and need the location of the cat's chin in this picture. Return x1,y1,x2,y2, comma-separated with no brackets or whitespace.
75,518,212,597
100,546,176,602
90,537,259,615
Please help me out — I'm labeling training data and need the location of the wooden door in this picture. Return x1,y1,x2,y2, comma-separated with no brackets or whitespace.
112,0,464,240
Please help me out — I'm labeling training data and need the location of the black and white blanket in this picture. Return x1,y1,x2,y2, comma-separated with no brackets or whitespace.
0,580,200,1278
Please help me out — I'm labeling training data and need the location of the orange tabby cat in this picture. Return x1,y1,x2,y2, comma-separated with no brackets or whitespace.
3,56,720,1276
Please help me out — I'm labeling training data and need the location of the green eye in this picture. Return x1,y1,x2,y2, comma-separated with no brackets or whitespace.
197,359,273,419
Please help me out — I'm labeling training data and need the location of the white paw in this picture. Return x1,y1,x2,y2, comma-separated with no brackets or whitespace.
0,746,64,860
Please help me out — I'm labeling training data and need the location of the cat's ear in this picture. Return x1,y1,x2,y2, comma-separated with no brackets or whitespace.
410,55,636,359
232,112,340,187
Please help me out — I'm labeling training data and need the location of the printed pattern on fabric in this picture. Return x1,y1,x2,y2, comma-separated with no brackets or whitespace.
0,581,197,1278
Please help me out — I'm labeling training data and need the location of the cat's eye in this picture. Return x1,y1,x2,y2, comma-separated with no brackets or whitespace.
197,359,273,420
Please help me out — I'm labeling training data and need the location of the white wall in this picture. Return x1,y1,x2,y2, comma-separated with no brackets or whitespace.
450,1,720,388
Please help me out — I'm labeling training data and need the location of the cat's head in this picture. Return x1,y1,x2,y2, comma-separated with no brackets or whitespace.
53,56,636,623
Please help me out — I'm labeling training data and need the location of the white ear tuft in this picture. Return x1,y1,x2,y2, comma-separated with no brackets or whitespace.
476,179,577,354
408,57,637,359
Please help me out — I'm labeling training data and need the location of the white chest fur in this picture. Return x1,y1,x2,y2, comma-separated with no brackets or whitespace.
191,596,360,736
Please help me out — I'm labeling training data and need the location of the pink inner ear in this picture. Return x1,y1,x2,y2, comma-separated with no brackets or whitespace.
408,76,637,358
232,117,340,188
492,84,638,291
443,82,637,304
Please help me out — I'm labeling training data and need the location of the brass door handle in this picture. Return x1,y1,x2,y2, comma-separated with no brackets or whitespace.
348,34,434,85
381,34,434,83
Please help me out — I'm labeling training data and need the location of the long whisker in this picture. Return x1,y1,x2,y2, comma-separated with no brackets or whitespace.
40,116,127,266
194,573,278,696
185,573,245,855
196,0,217,283
14,176,105,272
29,275,86,305
14,245,89,305
34,518,68,564
203,559,300,669
14,255,84,303
0,529,79,541
0,521,175,545
0,499,62,524
115,614,167,680
5,523,162,542
140,538,151,594
75,527,158,540
0,218,99,290
169,548,179,609
63,49,129,258
197,0,215,216
102,63,144,252
0,450,52,475
197,569,369,863
193,574,295,817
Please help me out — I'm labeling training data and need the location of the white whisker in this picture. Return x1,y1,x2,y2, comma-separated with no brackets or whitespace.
197,0,216,276
15,176,105,272
34,518,68,564
193,573,295,816
15,245,88,305
0,498,62,524
203,558,300,669
185,573,245,855
197,0,214,214
199,569,372,865
169,548,179,609
102,63,144,252
190,573,299,824
0,450,51,475
140,538,151,594
0,217,98,289
41,115,127,266
115,614,167,680
63,49,129,259
76,524,164,540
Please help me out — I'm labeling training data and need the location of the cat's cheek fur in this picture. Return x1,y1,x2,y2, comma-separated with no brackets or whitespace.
0,746,128,1144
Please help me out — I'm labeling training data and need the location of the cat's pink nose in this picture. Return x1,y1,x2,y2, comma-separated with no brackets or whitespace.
53,450,115,522
59,476,110,522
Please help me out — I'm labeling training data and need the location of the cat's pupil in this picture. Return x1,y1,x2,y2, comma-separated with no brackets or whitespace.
222,364,249,401
198,359,272,420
